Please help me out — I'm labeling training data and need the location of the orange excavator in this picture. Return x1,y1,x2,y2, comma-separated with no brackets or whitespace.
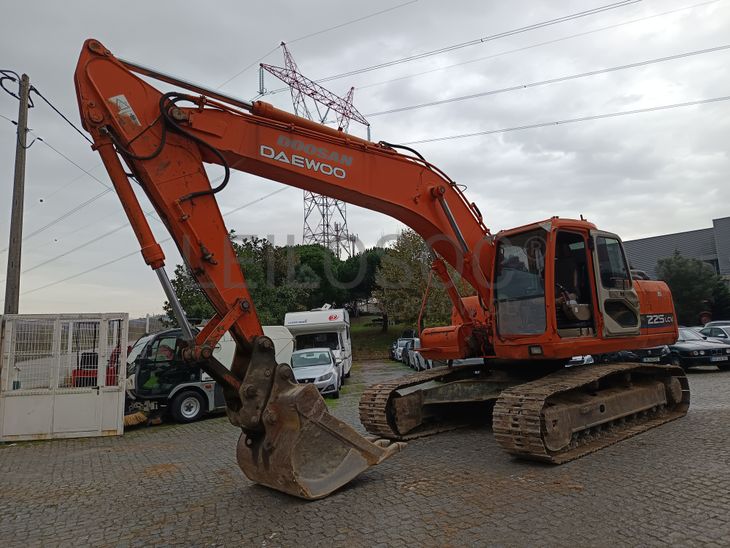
74,39,689,500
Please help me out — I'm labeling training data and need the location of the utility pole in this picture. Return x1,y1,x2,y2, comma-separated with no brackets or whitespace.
3,74,30,315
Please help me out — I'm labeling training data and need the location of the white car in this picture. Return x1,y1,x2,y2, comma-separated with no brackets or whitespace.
393,338,411,361
290,348,342,398
409,350,432,371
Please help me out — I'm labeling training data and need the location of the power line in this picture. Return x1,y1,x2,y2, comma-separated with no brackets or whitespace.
2,224,126,281
21,187,291,296
17,189,114,242
366,44,730,117
21,250,139,296
265,0,643,94
217,45,281,89
35,136,111,190
25,164,105,213
217,0,419,89
12,207,158,277
288,0,419,44
356,0,725,92
403,94,730,145
30,86,93,145
0,129,167,256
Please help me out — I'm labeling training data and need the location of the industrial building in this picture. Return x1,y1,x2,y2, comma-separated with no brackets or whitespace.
623,217,730,279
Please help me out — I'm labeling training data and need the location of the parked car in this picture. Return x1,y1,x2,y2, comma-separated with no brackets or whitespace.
401,339,415,365
630,269,651,280
700,325,730,343
566,355,595,367
596,345,672,365
404,338,420,368
389,340,398,360
668,328,730,370
393,338,411,361
703,320,730,327
290,348,341,398
629,345,672,364
409,350,432,371
406,339,432,371
450,357,487,367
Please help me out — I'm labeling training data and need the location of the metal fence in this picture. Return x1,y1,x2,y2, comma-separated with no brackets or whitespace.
2,315,126,391
0,313,128,441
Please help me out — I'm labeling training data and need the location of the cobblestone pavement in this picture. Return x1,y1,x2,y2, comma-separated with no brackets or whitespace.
1,362,729,547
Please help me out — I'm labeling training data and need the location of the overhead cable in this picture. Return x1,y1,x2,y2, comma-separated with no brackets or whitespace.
21,187,290,295
265,0,643,94
367,44,730,117
403,95,730,145
30,86,93,144
357,0,725,92
217,0,419,88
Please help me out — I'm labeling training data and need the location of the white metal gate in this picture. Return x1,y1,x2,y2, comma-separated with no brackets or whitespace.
0,313,128,441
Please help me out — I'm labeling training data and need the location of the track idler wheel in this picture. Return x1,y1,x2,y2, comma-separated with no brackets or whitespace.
233,339,405,500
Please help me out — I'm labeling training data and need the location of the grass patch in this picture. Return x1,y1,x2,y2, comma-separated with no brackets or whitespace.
350,316,412,360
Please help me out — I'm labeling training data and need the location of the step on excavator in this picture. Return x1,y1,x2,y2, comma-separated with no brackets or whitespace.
73,39,689,500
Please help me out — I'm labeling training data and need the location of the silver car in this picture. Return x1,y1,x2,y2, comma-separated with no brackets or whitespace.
700,325,730,344
290,348,342,398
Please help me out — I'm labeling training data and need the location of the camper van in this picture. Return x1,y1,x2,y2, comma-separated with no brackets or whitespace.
125,325,294,423
284,308,352,379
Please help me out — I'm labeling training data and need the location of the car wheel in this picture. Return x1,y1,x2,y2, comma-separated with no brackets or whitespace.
331,385,340,399
170,390,205,423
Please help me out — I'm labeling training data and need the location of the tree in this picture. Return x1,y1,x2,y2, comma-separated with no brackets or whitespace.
164,235,312,326
338,247,384,303
164,235,389,327
162,264,214,325
655,251,730,324
294,244,347,309
373,230,458,329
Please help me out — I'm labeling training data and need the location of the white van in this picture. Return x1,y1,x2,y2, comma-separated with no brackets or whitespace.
212,326,295,369
284,308,352,379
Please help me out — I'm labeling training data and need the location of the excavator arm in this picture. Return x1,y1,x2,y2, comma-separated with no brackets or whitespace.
74,39,492,499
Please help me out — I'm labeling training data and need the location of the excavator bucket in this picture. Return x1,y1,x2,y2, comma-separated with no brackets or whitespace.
229,338,405,500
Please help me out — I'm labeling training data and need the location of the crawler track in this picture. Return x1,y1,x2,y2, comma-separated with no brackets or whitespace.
492,362,690,463
359,366,481,440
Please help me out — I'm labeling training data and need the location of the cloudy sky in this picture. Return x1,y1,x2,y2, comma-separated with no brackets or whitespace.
0,0,728,317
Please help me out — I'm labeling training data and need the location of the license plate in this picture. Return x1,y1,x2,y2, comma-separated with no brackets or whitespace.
711,356,728,362
642,357,660,362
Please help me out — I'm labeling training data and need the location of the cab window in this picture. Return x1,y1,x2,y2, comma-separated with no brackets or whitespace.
494,229,547,335
596,236,631,289
149,337,177,362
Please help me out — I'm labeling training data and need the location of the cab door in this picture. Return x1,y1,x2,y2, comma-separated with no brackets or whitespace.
590,231,640,337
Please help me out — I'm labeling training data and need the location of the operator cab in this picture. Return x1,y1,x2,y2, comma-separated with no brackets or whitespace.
127,331,199,400
493,218,644,360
